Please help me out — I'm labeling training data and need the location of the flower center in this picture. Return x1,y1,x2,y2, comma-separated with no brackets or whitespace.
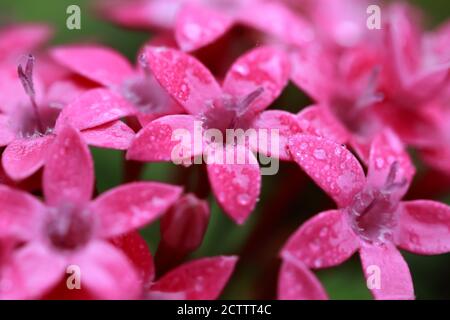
45,203,94,251
199,87,264,134
347,162,405,244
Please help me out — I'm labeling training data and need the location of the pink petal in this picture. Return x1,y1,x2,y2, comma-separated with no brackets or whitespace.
81,120,135,150
50,45,135,87
149,256,237,300
395,200,450,255
127,114,199,162
206,144,261,225
98,0,180,30
0,243,65,299
278,257,328,300
0,114,16,146
288,135,366,208
90,182,182,238
0,185,44,240
251,110,302,160
55,88,135,132
360,242,414,300
282,210,360,269
0,23,52,62
110,231,155,284
297,105,350,143
73,241,141,299
43,126,94,207
290,44,334,102
239,1,315,46
142,46,222,115
223,46,290,112
2,135,55,181
367,130,415,201
175,3,234,52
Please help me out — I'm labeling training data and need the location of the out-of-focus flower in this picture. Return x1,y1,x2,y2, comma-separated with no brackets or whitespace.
284,130,450,299
127,45,301,224
0,126,182,299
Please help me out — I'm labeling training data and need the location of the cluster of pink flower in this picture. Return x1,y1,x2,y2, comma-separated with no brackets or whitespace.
0,0,449,300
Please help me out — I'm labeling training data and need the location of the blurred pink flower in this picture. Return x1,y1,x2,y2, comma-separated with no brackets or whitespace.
283,130,450,299
0,126,182,299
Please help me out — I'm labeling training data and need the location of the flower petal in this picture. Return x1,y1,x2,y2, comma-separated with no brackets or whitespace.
110,231,155,284
2,135,55,181
43,126,94,206
282,209,359,269
81,120,135,150
175,3,234,52
0,185,44,240
359,242,414,300
251,110,302,160
73,241,141,299
290,44,333,102
223,46,290,112
0,243,65,299
206,144,261,225
0,114,16,146
142,46,222,115
367,129,415,201
149,256,237,300
395,200,450,255
0,23,52,62
50,45,135,87
278,257,328,300
55,88,135,131
90,182,182,238
297,105,350,143
239,1,314,46
288,134,366,208
127,114,200,162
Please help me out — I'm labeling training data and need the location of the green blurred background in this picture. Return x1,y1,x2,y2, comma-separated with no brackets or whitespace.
1,0,449,299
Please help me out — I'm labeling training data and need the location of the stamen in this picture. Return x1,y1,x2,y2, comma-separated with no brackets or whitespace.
236,87,264,116
17,54,44,133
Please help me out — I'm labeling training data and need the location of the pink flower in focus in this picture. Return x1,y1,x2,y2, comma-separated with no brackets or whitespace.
0,126,182,299
0,55,136,181
50,44,184,126
283,130,450,299
127,45,302,224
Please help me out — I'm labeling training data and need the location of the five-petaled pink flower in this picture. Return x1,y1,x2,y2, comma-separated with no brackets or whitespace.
127,45,302,224
0,125,182,299
282,129,450,299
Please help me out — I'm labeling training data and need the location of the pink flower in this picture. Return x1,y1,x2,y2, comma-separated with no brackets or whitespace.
0,125,182,299
283,129,450,299
50,44,183,126
98,0,314,51
0,55,136,181
147,256,238,300
127,45,301,224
